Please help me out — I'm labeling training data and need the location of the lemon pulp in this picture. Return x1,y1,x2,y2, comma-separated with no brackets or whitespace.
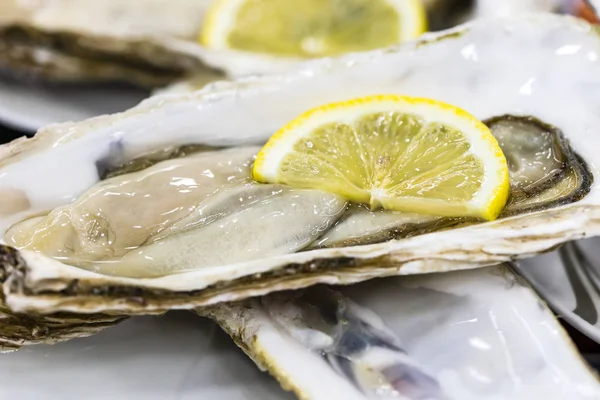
202,0,427,57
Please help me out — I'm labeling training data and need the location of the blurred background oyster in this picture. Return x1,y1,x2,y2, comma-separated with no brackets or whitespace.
0,0,590,132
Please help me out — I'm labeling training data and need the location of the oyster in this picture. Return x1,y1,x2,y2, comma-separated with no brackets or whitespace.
0,0,569,89
1,15,600,316
204,264,600,400
157,0,567,96
0,0,294,87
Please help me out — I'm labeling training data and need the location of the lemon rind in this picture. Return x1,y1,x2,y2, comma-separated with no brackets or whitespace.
200,0,246,48
387,0,428,40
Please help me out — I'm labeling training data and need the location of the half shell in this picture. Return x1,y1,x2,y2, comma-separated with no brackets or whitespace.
2,15,600,315
204,264,600,400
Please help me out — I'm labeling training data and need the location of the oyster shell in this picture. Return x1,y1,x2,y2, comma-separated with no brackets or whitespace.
0,247,123,352
1,15,600,316
204,264,600,400
0,0,568,89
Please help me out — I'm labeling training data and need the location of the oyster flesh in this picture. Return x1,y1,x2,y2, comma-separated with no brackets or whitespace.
204,264,600,400
1,15,600,316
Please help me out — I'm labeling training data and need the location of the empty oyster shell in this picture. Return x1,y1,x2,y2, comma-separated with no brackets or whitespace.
204,264,600,400
1,15,600,316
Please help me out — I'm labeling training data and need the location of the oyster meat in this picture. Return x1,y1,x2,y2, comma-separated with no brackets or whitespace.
1,15,600,316
5,147,346,278
205,264,600,400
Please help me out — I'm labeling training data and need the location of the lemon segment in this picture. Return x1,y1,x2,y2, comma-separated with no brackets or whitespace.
253,95,510,221
201,0,427,58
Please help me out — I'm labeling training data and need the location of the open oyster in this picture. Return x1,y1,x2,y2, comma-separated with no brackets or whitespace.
0,0,281,87
1,15,600,315
205,264,600,400
0,0,568,89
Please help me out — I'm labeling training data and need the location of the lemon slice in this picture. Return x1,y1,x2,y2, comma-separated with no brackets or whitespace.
201,0,427,58
253,95,510,221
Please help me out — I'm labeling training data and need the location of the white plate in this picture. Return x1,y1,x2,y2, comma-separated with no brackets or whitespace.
0,78,149,132
516,237,600,344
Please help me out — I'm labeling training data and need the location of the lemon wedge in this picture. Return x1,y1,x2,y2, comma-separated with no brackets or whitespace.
253,95,510,221
201,0,427,58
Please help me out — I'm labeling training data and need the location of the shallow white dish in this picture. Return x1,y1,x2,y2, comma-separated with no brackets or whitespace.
0,78,149,132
